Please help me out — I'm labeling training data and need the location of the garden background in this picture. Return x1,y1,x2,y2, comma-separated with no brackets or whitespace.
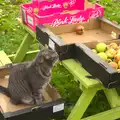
0,0,120,119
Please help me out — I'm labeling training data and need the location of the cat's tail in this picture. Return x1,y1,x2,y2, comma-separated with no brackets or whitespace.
0,86,10,97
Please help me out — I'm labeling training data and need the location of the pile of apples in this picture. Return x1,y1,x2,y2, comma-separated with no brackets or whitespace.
92,42,120,72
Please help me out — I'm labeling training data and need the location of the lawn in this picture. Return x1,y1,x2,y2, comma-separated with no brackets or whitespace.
0,0,120,119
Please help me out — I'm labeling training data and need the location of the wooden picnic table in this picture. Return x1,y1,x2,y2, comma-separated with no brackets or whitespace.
8,20,120,120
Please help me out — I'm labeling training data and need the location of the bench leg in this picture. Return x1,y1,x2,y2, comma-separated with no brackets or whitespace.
81,106,120,120
67,88,97,120
13,33,33,63
104,88,120,108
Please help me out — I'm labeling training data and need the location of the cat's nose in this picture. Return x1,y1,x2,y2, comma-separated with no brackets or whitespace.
52,53,59,58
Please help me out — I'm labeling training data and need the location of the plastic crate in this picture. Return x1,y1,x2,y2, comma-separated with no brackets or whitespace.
20,0,104,32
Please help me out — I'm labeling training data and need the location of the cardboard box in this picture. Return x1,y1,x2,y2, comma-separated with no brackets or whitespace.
0,64,64,120
36,17,120,61
75,39,120,88
20,0,104,31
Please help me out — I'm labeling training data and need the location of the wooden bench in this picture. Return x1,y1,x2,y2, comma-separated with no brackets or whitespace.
0,51,12,66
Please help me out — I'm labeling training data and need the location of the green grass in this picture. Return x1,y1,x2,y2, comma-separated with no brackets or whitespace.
0,0,120,119
91,0,120,24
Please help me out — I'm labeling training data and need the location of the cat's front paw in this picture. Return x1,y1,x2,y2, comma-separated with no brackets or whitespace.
34,93,43,105
35,99,43,105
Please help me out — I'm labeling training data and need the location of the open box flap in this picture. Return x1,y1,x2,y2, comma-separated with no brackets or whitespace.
0,77,62,113
0,64,64,119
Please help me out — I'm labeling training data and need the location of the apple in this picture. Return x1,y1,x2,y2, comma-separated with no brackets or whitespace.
115,53,120,62
116,49,120,54
113,58,116,62
118,61,120,69
34,8,39,14
92,49,97,54
75,25,84,35
97,52,107,61
109,62,118,69
105,48,116,58
107,42,118,50
96,43,107,53
117,69,120,72
105,51,113,58
63,2,68,9
107,59,112,63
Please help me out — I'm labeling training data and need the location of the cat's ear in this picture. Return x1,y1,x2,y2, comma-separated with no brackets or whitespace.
38,44,48,50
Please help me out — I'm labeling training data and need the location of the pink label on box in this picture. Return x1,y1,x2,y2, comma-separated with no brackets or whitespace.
40,4,62,11
37,0,84,16
39,0,77,11
51,14,87,27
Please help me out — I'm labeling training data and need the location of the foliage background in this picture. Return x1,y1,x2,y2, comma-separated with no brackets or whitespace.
0,0,120,119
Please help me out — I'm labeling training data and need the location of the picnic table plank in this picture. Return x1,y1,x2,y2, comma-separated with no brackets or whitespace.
62,59,103,89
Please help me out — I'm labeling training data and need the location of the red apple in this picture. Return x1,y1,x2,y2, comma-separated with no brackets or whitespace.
75,25,84,35
109,62,118,69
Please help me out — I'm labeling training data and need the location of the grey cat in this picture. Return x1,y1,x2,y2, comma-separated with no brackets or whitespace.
0,48,59,105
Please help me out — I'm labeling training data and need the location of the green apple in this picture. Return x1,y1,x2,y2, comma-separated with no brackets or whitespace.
92,49,97,54
105,48,116,58
97,52,108,61
96,43,107,53
105,51,113,58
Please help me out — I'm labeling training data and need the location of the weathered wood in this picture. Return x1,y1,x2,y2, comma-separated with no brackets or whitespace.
8,50,39,62
81,106,120,120
0,51,12,78
67,88,97,120
62,59,103,89
0,51,12,66
13,33,33,63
